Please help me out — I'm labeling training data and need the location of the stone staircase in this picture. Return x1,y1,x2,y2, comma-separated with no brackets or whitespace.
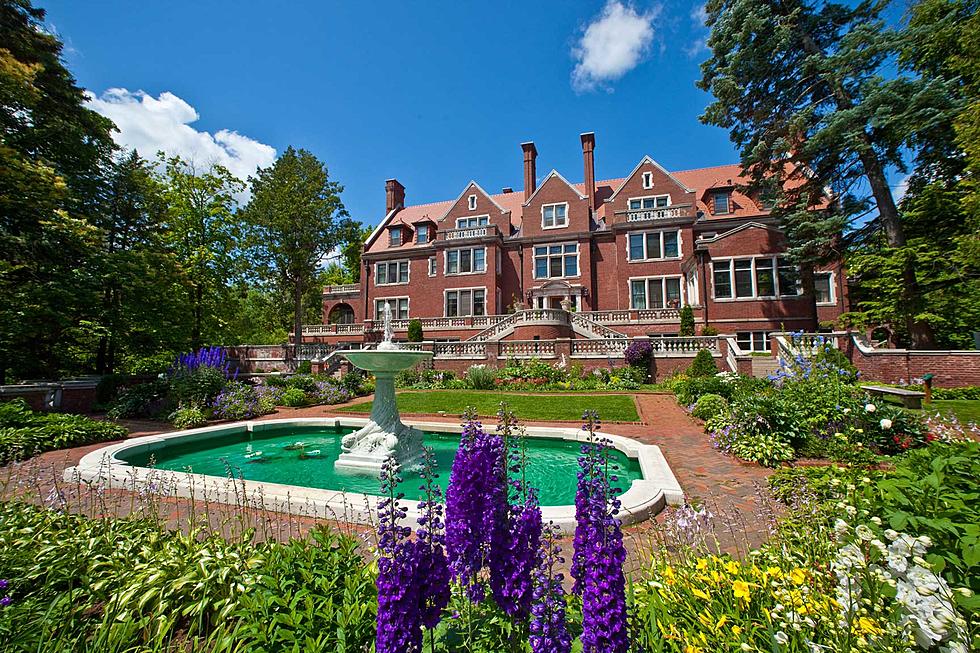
466,308,627,342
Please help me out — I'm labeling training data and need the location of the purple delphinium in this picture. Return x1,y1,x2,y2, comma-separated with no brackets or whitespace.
574,410,629,653
170,345,234,379
529,524,571,653
489,404,542,619
444,409,504,601
376,457,422,653
415,446,450,631
624,340,653,368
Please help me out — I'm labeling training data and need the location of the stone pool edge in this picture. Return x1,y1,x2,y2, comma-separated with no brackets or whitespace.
65,417,684,534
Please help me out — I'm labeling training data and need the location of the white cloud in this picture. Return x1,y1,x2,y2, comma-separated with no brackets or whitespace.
684,3,710,58
86,88,276,185
571,1,660,92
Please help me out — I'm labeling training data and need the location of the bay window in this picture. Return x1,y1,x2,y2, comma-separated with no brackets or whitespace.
629,276,683,309
627,230,681,261
375,298,408,320
712,256,801,299
446,247,486,274
375,260,409,285
533,243,578,279
445,288,486,317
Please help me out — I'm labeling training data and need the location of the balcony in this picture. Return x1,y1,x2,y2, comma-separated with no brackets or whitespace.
612,203,694,225
322,283,360,298
437,224,499,241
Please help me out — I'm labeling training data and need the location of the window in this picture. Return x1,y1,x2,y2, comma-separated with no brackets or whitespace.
389,226,402,246
642,171,653,189
712,192,730,214
736,331,770,352
629,195,670,211
533,243,579,279
428,257,437,277
712,257,801,299
375,298,408,320
815,272,835,304
629,277,683,309
445,288,486,317
627,230,681,261
375,260,409,285
416,224,429,244
542,203,568,229
456,215,489,229
446,247,486,274
467,194,477,210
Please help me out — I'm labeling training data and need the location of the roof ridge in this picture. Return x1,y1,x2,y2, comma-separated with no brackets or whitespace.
671,163,743,174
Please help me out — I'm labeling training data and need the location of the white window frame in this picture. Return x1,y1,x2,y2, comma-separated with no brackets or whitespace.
428,256,437,277
642,171,653,189
626,229,683,262
736,331,771,352
712,191,731,214
467,194,477,211
627,194,671,211
541,202,569,230
444,286,487,318
416,224,430,244
445,247,487,275
375,259,410,286
815,271,836,305
532,242,580,280
374,297,410,320
389,226,402,247
710,256,802,301
628,275,685,310
455,215,489,229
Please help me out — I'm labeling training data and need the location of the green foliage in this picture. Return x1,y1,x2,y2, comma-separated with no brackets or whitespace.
466,365,497,390
167,366,227,409
281,387,309,407
700,325,719,336
105,380,169,419
687,349,718,377
691,393,728,421
169,406,208,429
0,399,126,464
296,360,312,375
407,318,424,342
677,306,695,336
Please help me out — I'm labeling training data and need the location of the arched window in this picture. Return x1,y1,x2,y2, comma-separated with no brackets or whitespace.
328,303,355,324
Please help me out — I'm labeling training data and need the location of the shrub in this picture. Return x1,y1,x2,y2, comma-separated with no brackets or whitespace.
700,325,719,336
407,318,423,342
168,366,227,409
678,306,695,336
624,340,653,369
312,380,351,405
95,373,130,406
169,406,209,429
211,382,264,420
691,393,728,420
339,369,369,396
255,385,284,413
285,374,318,394
671,374,730,404
466,365,497,390
281,387,309,407
0,400,127,464
264,374,289,388
106,380,170,419
687,349,718,377
296,360,313,375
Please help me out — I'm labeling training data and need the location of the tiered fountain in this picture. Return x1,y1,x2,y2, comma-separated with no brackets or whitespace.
333,303,433,474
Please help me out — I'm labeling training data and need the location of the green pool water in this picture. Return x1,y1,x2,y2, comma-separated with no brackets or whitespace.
120,425,643,506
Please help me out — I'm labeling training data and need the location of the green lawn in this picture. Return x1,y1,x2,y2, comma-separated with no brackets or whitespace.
338,390,640,422
925,400,980,424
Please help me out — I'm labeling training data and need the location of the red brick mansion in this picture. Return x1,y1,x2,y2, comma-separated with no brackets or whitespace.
306,133,846,360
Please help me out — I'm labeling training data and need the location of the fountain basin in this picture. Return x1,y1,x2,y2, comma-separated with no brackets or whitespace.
64,417,684,533
340,349,432,372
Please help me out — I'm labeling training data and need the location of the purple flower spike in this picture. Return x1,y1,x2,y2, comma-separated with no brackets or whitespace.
530,523,571,653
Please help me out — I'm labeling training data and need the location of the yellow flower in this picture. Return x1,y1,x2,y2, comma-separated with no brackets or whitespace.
697,558,709,571
685,646,703,653
733,580,752,603
726,560,741,575
732,625,743,636
716,614,729,630
856,617,882,636
790,568,806,585
767,566,782,580
663,565,676,583
692,587,710,600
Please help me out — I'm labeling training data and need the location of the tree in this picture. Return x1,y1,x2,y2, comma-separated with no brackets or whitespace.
407,319,423,343
242,147,352,357
678,306,695,337
0,0,115,380
698,0,949,346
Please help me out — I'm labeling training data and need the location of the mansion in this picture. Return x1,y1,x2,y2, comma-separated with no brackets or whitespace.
308,133,847,353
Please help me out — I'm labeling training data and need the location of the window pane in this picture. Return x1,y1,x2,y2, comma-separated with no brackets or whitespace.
642,198,655,209
460,290,471,316
564,254,577,277
754,332,769,351
629,234,644,260
474,290,485,316
665,278,681,307
460,249,471,272
534,246,546,257
474,249,485,272
478,216,488,226
755,259,774,296
713,193,729,213
777,259,799,296
646,232,662,259
447,251,458,274
549,245,561,254
398,299,408,319
649,279,664,308
429,257,436,275
556,205,566,221
376,264,384,285
446,292,457,317
564,244,576,254
629,199,641,210
815,273,832,303
713,263,732,298
630,280,647,309
656,196,668,208
663,231,679,257
399,261,409,283
736,332,751,350
535,258,547,278
734,260,754,298
549,256,562,277
375,301,383,320
417,226,428,242
543,205,554,226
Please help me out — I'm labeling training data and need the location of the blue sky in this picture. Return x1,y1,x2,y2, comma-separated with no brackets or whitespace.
47,1,768,225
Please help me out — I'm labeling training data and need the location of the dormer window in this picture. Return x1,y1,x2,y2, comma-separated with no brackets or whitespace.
389,226,402,246
416,224,429,244
642,171,653,189
468,194,477,210
712,192,731,214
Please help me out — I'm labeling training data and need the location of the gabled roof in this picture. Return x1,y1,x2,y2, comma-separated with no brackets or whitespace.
607,156,695,199
523,169,587,205
437,180,510,223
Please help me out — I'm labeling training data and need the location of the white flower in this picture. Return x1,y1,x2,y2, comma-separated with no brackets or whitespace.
880,418,893,430
855,524,875,541
843,407,851,414
834,519,849,534
865,403,877,413
870,516,882,525
774,631,789,645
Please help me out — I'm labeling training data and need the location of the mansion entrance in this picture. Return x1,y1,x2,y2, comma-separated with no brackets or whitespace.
530,280,585,311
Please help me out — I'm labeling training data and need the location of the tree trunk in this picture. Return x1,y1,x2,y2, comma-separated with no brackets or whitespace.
293,276,303,360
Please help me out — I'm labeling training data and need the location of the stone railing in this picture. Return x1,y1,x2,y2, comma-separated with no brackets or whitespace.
468,308,569,342
650,336,719,354
498,339,557,359
438,224,499,241
322,283,360,296
570,338,630,357
612,204,694,224
302,323,365,336
568,312,628,339
433,341,492,359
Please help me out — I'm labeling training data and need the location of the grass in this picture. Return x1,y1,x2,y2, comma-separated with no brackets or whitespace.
925,399,980,424
338,389,640,422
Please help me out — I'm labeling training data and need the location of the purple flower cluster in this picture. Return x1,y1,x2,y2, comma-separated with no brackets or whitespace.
573,410,629,653
376,457,422,653
415,447,450,630
624,339,653,367
313,380,351,405
0,579,10,608
170,345,235,379
210,382,261,420
445,410,505,601
529,524,570,653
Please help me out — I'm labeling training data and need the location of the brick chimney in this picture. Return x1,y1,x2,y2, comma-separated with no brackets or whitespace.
521,142,537,201
580,132,596,213
385,179,405,214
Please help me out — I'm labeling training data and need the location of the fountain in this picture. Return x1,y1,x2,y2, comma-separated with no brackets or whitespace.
332,303,433,473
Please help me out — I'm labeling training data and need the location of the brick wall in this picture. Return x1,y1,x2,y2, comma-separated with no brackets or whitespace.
842,338,980,387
